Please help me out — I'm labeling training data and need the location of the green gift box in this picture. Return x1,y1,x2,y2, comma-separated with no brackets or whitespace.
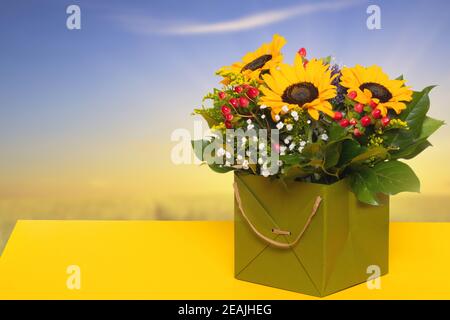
234,172,389,297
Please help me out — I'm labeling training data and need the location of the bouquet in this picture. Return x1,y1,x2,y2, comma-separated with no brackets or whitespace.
192,34,443,205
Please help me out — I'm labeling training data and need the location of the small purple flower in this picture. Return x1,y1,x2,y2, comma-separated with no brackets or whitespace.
330,64,345,105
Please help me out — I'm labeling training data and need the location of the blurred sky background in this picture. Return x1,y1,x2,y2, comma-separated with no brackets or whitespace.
1,0,450,222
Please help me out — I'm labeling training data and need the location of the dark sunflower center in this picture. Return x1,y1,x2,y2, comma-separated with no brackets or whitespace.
242,54,272,72
359,82,392,103
282,82,319,106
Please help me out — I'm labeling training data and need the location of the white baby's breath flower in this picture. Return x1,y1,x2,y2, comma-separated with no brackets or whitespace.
307,120,311,124
247,119,252,124
242,160,249,170
261,114,266,119
321,133,329,141
247,124,254,130
217,148,225,157
225,151,231,159
274,114,281,121
289,142,296,151
259,143,265,150
291,111,298,118
298,146,304,153
261,170,270,177
286,124,293,131
241,137,247,144
258,157,264,165
300,140,306,147
277,160,283,166
260,105,267,109
281,105,289,113
276,122,284,130
237,154,243,161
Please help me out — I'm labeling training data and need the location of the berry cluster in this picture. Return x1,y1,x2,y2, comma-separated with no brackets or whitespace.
218,84,260,129
297,47,308,67
332,91,390,137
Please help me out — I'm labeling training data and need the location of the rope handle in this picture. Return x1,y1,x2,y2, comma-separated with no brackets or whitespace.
233,182,322,249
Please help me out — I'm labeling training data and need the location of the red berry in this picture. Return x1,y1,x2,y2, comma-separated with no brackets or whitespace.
225,120,233,129
303,59,308,67
349,118,358,126
229,98,238,108
381,116,390,126
242,84,250,89
225,113,234,121
234,86,243,94
246,87,259,99
221,105,231,115
353,128,363,137
369,100,378,108
372,108,382,119
361,116,372,127
354,103,364,113
339,119,350,127
218,91,226,100
347,91,357,100
239,97,249,108
333,111,343,121
298,47,307,57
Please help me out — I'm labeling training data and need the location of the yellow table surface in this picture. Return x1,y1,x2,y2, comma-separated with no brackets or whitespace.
0,221,449,299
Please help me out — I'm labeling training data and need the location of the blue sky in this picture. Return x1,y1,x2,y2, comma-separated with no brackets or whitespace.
0,0,449,192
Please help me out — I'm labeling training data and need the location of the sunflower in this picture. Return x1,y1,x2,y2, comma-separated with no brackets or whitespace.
340,65,413,115
220,34,286,82
260,55,337,120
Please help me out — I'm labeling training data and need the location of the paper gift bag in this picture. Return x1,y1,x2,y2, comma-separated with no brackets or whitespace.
234,172,389,297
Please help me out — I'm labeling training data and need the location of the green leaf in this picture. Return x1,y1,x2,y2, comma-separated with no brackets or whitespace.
328,122,347,141
279,154,302,165
301,143,324,168
321,55,332,64
322,123,352,169
350,146,388,164
283,165,312,179
399,86,435,137
395,75,404,80
387,86,435,150
193,108,222,128
418,116,444,140
391,140,432,160
390,116,444,159
324,141,342,169
208,163,234,173
338,140,364,166
349,166,380,205
372,160,420,195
